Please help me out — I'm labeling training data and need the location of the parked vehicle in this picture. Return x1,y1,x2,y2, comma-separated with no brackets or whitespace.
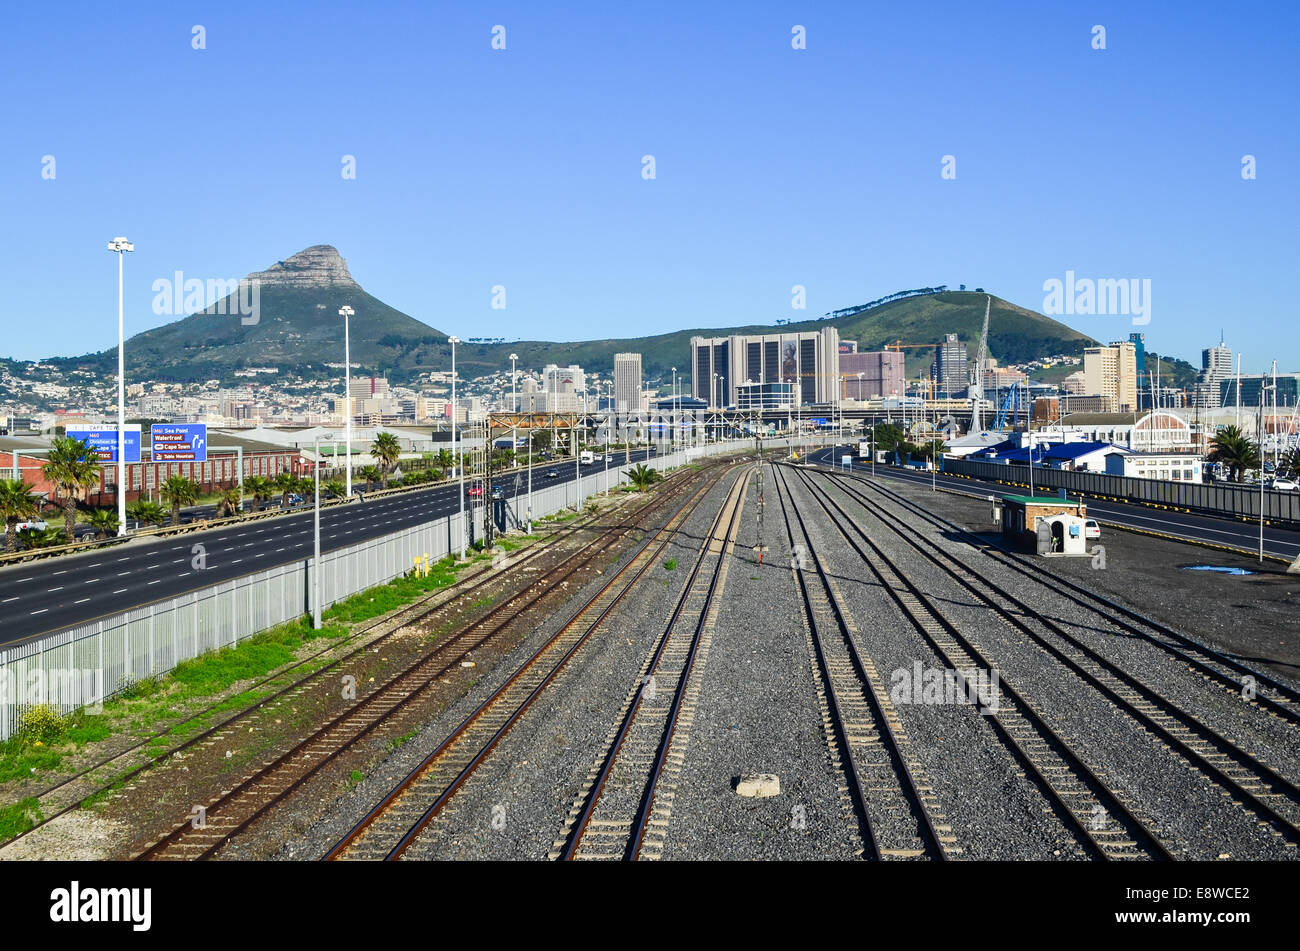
1270,479,1298,491
14,519,47,533
1083,518,1101,539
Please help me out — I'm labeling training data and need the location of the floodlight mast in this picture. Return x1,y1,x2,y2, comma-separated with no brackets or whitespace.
107,237,134,536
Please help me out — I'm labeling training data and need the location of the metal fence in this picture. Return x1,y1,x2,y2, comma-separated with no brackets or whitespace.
0,439,749,739
942,457,1300,524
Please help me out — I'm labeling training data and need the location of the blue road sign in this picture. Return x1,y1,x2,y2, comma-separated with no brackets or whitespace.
66,426,142,464
151,423,208,462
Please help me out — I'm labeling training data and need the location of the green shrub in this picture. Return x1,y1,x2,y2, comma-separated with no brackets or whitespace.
16,704,67,745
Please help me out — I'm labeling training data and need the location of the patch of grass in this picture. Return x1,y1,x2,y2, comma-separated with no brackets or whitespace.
663,558,678,571
349,769,364,785
116,674,163,701
388,729,418,751
0,798,42,839
65,712,110,745
0,741,65,784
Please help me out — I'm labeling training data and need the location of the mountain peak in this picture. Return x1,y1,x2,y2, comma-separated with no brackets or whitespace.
246,245,358,288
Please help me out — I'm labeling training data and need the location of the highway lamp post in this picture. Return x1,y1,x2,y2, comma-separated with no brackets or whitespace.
107,237,133,536
449,335,465,558
605,382,611,496
338,306,355,496
1260,384,1275,562
574,388,583,512
671,367,676,452
510,352,519,528
312,433,334,629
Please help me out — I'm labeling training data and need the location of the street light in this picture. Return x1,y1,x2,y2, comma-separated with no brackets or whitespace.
338,306,355,496
605,380,612,495
450,335,464,558
312,433,335,629
671,367,677,452
107,237,133,536
574,387,584,512
510,352,519,530
1260,384,1276,562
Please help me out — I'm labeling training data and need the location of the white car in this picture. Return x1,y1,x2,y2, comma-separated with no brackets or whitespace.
15,519,48,533
1083,519,1101,539
1270,479,1298,491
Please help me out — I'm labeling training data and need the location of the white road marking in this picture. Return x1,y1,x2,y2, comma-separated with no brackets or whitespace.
147,579,161,585
1,597,17,604
47,587,63,592
74,598,90,604
113,588,127,594
30,608,48,615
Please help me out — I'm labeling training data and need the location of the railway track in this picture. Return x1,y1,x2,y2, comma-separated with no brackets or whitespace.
133,463,723,860
785,464,1176,860
850,472,1300,728
814,468,1300,852
325,464,735,860
551,470,748,860
772,464,953,860
5,503,609,851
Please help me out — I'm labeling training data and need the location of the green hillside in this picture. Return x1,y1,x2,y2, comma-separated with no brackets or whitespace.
42,281,1098,388
456,291,1097,384
49,283,447,384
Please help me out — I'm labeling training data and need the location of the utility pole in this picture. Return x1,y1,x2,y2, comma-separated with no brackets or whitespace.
754,434,766,564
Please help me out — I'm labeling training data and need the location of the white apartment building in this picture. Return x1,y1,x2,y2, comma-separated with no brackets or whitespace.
614,353,642,414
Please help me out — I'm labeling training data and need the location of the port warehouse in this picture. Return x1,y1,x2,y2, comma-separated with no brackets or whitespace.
943,456,1300,524
0,441,746,741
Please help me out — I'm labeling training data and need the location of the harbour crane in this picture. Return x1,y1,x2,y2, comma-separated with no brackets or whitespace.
971,295,991,431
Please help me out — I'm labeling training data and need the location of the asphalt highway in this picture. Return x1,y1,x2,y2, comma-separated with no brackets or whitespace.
807,447,1300,563
0,451,654,646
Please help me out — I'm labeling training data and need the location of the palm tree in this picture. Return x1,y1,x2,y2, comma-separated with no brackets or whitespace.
18,525,68,549
86,507,120,539
1281,446,1300,479
434,448,455,479
1209,425,1260,482
41,436,101,538
273,471,298,508
218,485,243,518
323,479,346,499
159,475,200,527
241,475,271,511
358,465,382,491
0,477,41,553
371,432,401,488
133,501,168,527
627,464,662,492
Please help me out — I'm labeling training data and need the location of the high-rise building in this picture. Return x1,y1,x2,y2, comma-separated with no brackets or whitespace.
613,353,642,413
690,328,840,407
542,364,585,394
1197,335,1233,408
931,334,968,395
1083,341,1138,413
1129,332,1146,377
839,350,905,400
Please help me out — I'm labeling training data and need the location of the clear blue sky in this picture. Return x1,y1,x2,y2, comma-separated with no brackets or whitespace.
2,0,1296,370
